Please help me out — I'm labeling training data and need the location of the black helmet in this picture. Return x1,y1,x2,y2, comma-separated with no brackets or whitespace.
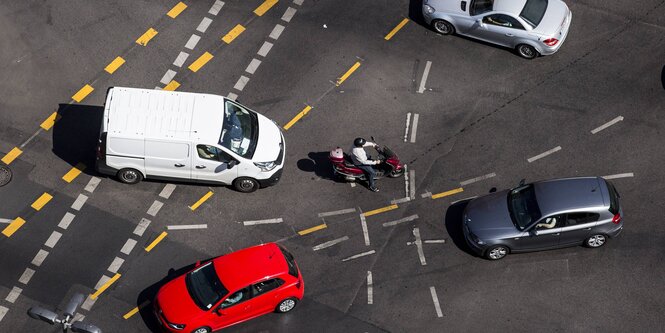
354,137,366,147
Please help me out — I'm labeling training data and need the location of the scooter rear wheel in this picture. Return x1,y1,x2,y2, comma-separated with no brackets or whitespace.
388,168,405,178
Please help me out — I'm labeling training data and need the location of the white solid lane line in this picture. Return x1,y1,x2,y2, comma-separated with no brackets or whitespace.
367,271,373,305
342,250,376,262
312,236,349,251
410,114,419,143
429,286,443,318
591,116,623,134
167,224,208,230
317,208,356,218
383,214,419,227
527,146,562,163
360,215,370,246
243,218,283,226
417,61,432,94
460,172,496,186
603,173,634,180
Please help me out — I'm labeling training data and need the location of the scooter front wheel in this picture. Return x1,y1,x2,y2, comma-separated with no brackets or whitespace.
388,168,405,178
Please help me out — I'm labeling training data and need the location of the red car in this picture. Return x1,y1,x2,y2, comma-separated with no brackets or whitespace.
154,243,304,333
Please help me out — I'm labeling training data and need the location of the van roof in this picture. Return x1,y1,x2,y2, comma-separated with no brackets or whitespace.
105,87,225,143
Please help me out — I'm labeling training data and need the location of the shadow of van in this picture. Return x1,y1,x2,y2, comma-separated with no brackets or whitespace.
51,103,104,175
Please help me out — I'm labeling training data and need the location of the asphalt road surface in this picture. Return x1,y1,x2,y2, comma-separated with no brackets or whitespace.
1,0,664,332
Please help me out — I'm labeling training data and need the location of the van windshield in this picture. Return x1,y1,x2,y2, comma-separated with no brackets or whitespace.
220,101,258,158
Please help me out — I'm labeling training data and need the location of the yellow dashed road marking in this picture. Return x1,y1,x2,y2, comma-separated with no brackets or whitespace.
136,28,158,46
384,18,409,40
190,191,214,210
431,187,464,199
31,193,53,211
123,306,140,320
2,217,26,237
222,24,246,44
298,224,327,235
254,0,278,16
145,231,168,252
72,84,94,103
283,105,312,130
91,273,121,299
362,204,399,217
40,112,59,130
163,80,180,91
2,147,23,165
62,163,86,183
104,56,126,74
167,2,188,18
336,62,361,86
188,52,214,72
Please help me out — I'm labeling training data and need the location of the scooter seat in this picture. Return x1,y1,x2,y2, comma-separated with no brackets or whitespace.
343,153,356,167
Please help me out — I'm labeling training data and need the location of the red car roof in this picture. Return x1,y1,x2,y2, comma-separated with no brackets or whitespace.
212,243,288,292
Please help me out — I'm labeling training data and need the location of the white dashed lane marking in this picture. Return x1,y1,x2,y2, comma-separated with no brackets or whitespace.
269,24,285,40
196,17,213,33
417,61,432,94
227,92,238,100
133,218,151,236
18,268,35,285
312,236,349,251
245,59,262,74
591,116,623,134
257,41,273,57
147,200,163,216
84,177,101,193
412,227,426,265
342,250,375,262
382,214,419,227
107,257,124,274
367,271,373,305
429,286,443,318
243,218,283,226
120,238,138,255
460,172,496,186
167,224,207,230
185,34,201,49
44,231,62,248
233,75,250,91
71,194,88,211
603,172,634,180
527,146,562,163
209,0,225,15
0,306,8,322
404,113,411,142
160,70,177,85
294,0,304,5
173,52,190,68
5,287,22,303
317,208,356,218
360,215,370,246
31,249,49,267
281,7,297,22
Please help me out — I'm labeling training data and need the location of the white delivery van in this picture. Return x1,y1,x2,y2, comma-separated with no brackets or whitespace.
95,87,284,193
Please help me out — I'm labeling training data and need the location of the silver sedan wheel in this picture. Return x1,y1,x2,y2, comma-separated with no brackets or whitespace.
278,298,296,313
433,20,454,35
586,235,606,248
487,246,508,260
517,44,538,59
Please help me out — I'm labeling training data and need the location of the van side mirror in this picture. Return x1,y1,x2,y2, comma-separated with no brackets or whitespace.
228,160,237,169
518,178,526,186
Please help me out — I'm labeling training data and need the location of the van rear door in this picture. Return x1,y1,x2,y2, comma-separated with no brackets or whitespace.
144,140,192,179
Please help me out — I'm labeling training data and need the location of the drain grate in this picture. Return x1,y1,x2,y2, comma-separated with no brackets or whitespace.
0,165,12,186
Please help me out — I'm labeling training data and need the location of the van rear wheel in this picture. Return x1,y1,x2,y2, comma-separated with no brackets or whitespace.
117,168,143,184
233,177,259,193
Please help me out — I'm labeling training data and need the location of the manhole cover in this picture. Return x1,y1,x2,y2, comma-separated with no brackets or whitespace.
0,165,12,186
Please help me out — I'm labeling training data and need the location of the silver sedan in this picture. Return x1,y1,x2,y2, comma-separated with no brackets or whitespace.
423,0,572,59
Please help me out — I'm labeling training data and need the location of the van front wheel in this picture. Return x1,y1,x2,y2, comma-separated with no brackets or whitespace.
117,168,143,184
233,177,259,193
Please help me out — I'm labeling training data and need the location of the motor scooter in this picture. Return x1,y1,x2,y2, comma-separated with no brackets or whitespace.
329,142,404,183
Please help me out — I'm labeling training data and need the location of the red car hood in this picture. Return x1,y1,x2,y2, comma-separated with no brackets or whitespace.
156,276,204,325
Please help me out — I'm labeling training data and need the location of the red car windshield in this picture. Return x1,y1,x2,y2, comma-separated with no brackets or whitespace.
185,262,229,310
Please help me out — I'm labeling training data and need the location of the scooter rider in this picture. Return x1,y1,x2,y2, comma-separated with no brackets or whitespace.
351,137,381,192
